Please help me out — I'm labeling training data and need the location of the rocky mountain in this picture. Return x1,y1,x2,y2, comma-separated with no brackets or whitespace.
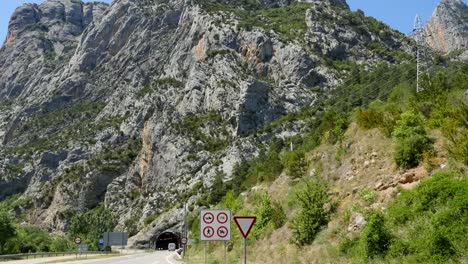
423,0,468,54
0,0,413,246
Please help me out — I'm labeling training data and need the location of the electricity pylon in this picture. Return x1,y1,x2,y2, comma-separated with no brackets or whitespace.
413,14,430,93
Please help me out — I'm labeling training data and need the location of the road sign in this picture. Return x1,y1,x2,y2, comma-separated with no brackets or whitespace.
234,216,257,239
102,232,128,247
74,237,81,244
181,237,187,244
200,209,231,241
234,216,257,264
77,244,88,251
98,238,104,247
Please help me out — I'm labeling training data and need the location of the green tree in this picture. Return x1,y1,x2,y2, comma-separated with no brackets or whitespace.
69,204,116,249
0,211,16,254
360,212,392,258
392,111,432,168
207,172,227,205
252,194,286,239
283,150,307,178
290,179,329,246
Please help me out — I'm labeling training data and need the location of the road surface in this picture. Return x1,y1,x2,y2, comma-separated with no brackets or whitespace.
0,252,178,264
52,252,178,264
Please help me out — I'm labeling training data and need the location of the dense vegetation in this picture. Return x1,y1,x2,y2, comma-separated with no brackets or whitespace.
0,204,73,254
0,200,115,254
185,59,467,262
340,171,467,262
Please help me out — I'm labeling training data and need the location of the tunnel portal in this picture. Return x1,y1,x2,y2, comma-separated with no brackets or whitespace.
155,232,180,250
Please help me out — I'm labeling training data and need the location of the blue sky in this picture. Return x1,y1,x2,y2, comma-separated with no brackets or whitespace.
0,0,466,45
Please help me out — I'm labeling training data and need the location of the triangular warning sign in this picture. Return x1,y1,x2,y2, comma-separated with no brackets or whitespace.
234,216,257,239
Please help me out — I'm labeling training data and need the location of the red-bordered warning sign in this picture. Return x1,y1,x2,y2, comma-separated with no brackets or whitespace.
217,226,229,238
200,209,231,241
202,212,215,224
203,226,214,238
234,216,257,239
217,212,228,224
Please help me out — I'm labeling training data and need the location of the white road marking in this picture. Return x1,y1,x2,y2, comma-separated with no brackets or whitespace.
165,253,176,264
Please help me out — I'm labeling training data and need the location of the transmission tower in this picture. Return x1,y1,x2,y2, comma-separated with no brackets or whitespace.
413,14,430,93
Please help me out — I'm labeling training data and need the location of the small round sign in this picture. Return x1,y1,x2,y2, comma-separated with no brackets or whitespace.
217,226,229,238
202,212,214,224
217,212,228,224
181,237,187,244
203,226,214,238
74,237,81,244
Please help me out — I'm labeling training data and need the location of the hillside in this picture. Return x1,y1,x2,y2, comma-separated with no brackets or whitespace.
185,62,468,263
0,0,467,262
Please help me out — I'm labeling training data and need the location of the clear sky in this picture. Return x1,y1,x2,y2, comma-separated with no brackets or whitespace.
0,0,466,46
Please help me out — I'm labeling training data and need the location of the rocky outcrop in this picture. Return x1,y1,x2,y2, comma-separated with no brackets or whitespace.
0,0,411,246
423,0,468,54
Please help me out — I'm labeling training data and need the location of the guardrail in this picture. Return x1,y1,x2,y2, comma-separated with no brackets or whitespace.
0,251,112,261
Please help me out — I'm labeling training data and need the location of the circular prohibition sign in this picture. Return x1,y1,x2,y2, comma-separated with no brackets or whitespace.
217,226,229,238
203,226,215,238
217,212,229,224
202,212,215,224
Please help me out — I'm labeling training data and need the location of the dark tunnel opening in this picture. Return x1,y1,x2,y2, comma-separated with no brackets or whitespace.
155,232,179,250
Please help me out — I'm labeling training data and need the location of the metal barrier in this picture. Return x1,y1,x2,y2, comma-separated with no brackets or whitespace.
0,251,112,260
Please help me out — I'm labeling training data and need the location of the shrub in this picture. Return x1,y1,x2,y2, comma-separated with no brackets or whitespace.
0,211,16,254
442,101,468,165
207,172,227,205
252,194,286,239
385,171,467,262
250,151,283,182
360,212,392,258
355,107,383,129
283,150,307,178
338,237,359,255
69,204,116,247
125,216,139,236
392,111,432,168
290,179,329,246
144,213,159,226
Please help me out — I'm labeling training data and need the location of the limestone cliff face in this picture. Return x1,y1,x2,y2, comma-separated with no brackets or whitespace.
0,0,411,246
423,0,468,54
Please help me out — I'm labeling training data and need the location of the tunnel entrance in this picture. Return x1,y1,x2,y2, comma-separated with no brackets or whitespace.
155,232,179,250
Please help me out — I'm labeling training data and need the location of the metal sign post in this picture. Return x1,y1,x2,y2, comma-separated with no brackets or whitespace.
224,241,227,264
234,216,257,264
243,239,247,264
204,241,208,264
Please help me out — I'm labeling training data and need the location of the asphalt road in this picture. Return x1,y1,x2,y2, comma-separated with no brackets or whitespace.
50,252,178,264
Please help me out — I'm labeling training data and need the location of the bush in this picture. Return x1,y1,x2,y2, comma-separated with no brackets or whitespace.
442,101,468,165
252,194,286,239
290,179,329,246
355,107,383,129
283,150,307,178
144,213,159,226
207,172,227,205
250,151,283,182
392,111,432,168
360,212,392,258
338,237,359,255
385,171,467,262
0,211,16,254
69,204,116,247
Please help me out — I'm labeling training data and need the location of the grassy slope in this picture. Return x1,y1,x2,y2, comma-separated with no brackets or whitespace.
185,60,468,263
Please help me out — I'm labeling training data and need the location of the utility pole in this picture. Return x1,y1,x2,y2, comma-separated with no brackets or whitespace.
413,14,429,93
184,203,188,261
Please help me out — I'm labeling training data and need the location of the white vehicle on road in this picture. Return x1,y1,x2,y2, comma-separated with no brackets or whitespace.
168,243,176,251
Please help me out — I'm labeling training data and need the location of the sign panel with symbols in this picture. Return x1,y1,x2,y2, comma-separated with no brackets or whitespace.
200,209,231,241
